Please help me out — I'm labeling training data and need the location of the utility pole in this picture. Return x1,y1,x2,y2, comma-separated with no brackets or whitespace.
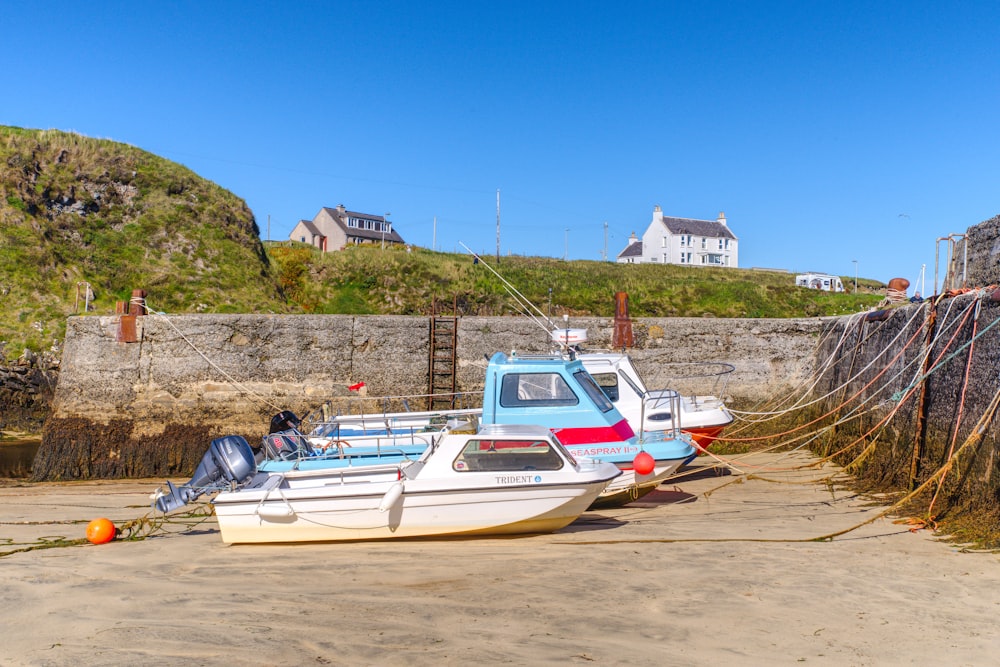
433,216,437,252
564,228,569,261
496,189,500,263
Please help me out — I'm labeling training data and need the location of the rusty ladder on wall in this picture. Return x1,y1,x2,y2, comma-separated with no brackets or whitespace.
427,297,459,411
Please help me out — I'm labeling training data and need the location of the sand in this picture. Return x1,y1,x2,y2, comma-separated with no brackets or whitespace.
2,451,999,666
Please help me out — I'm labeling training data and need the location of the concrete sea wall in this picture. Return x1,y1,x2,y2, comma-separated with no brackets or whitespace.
811,291,1000,534
35,313,828,480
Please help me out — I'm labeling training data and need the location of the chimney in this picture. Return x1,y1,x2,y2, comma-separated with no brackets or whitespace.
628,231,638,245
653,205,663,225
336,204,346,213
717,211,727,226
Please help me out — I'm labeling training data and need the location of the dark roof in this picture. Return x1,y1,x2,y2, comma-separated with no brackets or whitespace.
321,207,406,244
617,241,643,259
299,220,323,237
661,217,737,240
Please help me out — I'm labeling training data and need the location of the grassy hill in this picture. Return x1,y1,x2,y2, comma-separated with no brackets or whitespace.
0,125,885,360
0,126,287,356
266,243,886,319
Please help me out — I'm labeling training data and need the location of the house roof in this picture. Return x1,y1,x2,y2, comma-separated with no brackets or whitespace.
321,207,406,244
617,241,643,259
298,220,323,237
661,216,737,240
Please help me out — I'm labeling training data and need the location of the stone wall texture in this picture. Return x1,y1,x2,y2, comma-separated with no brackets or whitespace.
35,313,829,480
812,292,1000,531
962,213,1000,288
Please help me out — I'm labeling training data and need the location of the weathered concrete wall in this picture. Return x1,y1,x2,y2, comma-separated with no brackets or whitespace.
35,313,829,480
813,292,1000,533
962,213,1000,288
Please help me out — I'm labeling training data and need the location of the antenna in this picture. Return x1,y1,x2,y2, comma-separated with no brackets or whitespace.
459,241,556,335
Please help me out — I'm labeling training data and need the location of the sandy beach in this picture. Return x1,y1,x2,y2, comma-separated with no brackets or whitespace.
2,451,998,666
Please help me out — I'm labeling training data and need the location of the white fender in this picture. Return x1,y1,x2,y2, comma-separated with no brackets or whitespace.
257,504,295,521
378,482,405,513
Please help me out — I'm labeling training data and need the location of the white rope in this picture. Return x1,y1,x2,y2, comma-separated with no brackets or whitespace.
136,299,285,412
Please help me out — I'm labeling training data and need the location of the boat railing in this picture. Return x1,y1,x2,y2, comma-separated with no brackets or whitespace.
643,361,735,403
638,388,683,442
303,391,482,427
263,428,442,464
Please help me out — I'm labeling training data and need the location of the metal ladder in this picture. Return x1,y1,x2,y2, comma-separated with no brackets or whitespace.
427,297,458,410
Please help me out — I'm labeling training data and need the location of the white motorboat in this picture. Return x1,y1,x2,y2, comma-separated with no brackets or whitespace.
153,423,621,544
577,351,734,451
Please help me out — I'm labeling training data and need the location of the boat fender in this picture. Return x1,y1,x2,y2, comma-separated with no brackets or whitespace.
379,482,405,513
257,504,295,521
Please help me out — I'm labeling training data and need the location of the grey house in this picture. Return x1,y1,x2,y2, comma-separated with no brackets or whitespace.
289,204,405,252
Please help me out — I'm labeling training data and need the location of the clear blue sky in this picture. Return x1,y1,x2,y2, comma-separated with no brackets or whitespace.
3,1,998,292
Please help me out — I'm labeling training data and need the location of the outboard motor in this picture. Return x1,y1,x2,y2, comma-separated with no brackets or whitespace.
263,410,314,460
269,410,301,434
153,435,256,513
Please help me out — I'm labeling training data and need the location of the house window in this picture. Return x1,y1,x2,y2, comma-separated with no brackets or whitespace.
663,253,668,263
680,253,686,264
718,239,724,250
701,238,707,249
725,239,731,250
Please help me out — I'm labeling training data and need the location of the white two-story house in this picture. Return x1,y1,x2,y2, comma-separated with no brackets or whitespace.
617,205,739,268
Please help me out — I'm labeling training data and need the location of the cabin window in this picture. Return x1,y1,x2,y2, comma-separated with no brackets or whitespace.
499,373,578,407
453,438,565,472
573,370,615,413
591,372,620,401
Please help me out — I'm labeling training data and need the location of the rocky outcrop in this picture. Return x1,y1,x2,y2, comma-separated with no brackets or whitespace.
0,349,58,433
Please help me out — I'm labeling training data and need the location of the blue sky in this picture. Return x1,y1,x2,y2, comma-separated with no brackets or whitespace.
3,2,998,291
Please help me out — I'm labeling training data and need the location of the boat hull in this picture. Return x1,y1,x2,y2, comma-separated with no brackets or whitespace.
213,474,614,544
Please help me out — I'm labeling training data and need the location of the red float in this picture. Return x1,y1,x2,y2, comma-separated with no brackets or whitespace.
633,451,655,475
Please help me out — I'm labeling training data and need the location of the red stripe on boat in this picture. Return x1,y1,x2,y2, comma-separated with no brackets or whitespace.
553,419,635,445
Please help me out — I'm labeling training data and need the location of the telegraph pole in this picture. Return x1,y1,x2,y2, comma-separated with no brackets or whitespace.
496,189,501,263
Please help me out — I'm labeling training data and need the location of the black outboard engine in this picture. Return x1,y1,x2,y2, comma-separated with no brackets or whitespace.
263,411,314,461
153,435,257,513
269,410,301,434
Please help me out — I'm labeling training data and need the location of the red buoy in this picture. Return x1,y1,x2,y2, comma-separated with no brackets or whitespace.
86,518,116,544
633,451,655,475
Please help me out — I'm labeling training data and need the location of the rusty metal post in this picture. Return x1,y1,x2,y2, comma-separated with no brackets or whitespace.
612,292,633,350
129,289,147,316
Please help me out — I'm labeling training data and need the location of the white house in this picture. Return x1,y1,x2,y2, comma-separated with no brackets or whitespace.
288,204,405,252
617,205,739,268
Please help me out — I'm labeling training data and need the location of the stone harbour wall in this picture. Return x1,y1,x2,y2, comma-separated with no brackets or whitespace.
34,313,829,480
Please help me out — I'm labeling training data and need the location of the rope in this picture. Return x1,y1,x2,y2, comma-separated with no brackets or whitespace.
137,299,285,412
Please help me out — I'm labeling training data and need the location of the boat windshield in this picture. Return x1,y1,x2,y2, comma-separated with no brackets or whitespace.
573,370,615,413
452,438,565,472
499,373,579,407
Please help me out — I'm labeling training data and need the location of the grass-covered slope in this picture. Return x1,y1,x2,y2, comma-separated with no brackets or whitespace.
0,126,286,356
268,243,886,318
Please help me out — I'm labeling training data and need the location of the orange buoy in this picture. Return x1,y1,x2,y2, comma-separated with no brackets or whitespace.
633,451,655,476
86,518,116,544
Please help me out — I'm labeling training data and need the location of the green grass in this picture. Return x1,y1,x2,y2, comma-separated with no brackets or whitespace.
266,243,886,319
